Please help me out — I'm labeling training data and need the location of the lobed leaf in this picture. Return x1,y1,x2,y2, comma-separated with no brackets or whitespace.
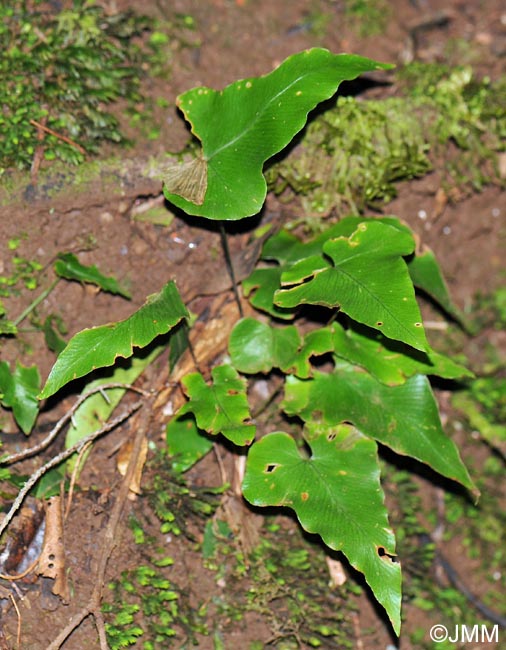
163,49,392,220
242,426,401,633
181,365,255,446
276,221,429,351
282,364,475,492
243,218,409,320
0,361,40,434
332,322,473,385
40,281,188,399
54,252,131,298
229,317,334,378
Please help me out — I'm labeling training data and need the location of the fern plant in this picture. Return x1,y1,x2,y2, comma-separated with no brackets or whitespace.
31,49,476,635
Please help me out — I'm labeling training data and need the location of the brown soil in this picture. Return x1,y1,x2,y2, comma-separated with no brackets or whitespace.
1,1,505,649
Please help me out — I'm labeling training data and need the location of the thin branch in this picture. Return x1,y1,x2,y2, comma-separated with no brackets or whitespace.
65,440,93,519
0,401,142,540
9,593,21,650
2,384,147,466
0,557,40,582
46,394,155,650
29,119,86,155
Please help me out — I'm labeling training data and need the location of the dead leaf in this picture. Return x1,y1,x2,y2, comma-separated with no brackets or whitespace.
37,497,69,603
117,435,148,496
433,187,448,220
163,155,208,205
326,556,347,588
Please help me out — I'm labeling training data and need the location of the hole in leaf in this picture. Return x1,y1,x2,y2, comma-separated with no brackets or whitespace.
414,322,423,328
377,546,398,563
265,464,279,473
376,321,383,327
327,432,336,441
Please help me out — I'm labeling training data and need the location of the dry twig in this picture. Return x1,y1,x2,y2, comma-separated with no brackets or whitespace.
0,400,142,540
46,394,155,650
29,119,86,155
2,384,147,466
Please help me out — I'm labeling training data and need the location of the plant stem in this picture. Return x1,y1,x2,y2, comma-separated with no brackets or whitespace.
219,223,243,318
13,278,60,326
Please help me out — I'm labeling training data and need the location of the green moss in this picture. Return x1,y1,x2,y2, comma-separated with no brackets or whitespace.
344,0,390,37
268,64,506,224
147,451,225,539
267,95,430,221
0,0,151,174
205,520,356,649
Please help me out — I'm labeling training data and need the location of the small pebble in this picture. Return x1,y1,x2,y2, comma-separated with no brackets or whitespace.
162,401,174,417
417,209,427,220
492,207,500,217
442,225,451,235
117,200,130,214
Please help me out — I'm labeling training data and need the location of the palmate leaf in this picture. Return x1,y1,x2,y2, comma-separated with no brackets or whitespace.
40,281,188,399
282,364,475,493
242,425,402,633
229,317,470,384
163,49,392,220
0,361,40,434
276,221,429,351
54,252,131,298
181,365,255,446
244,217,412,320
242,222,359,319
229,318,334,378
